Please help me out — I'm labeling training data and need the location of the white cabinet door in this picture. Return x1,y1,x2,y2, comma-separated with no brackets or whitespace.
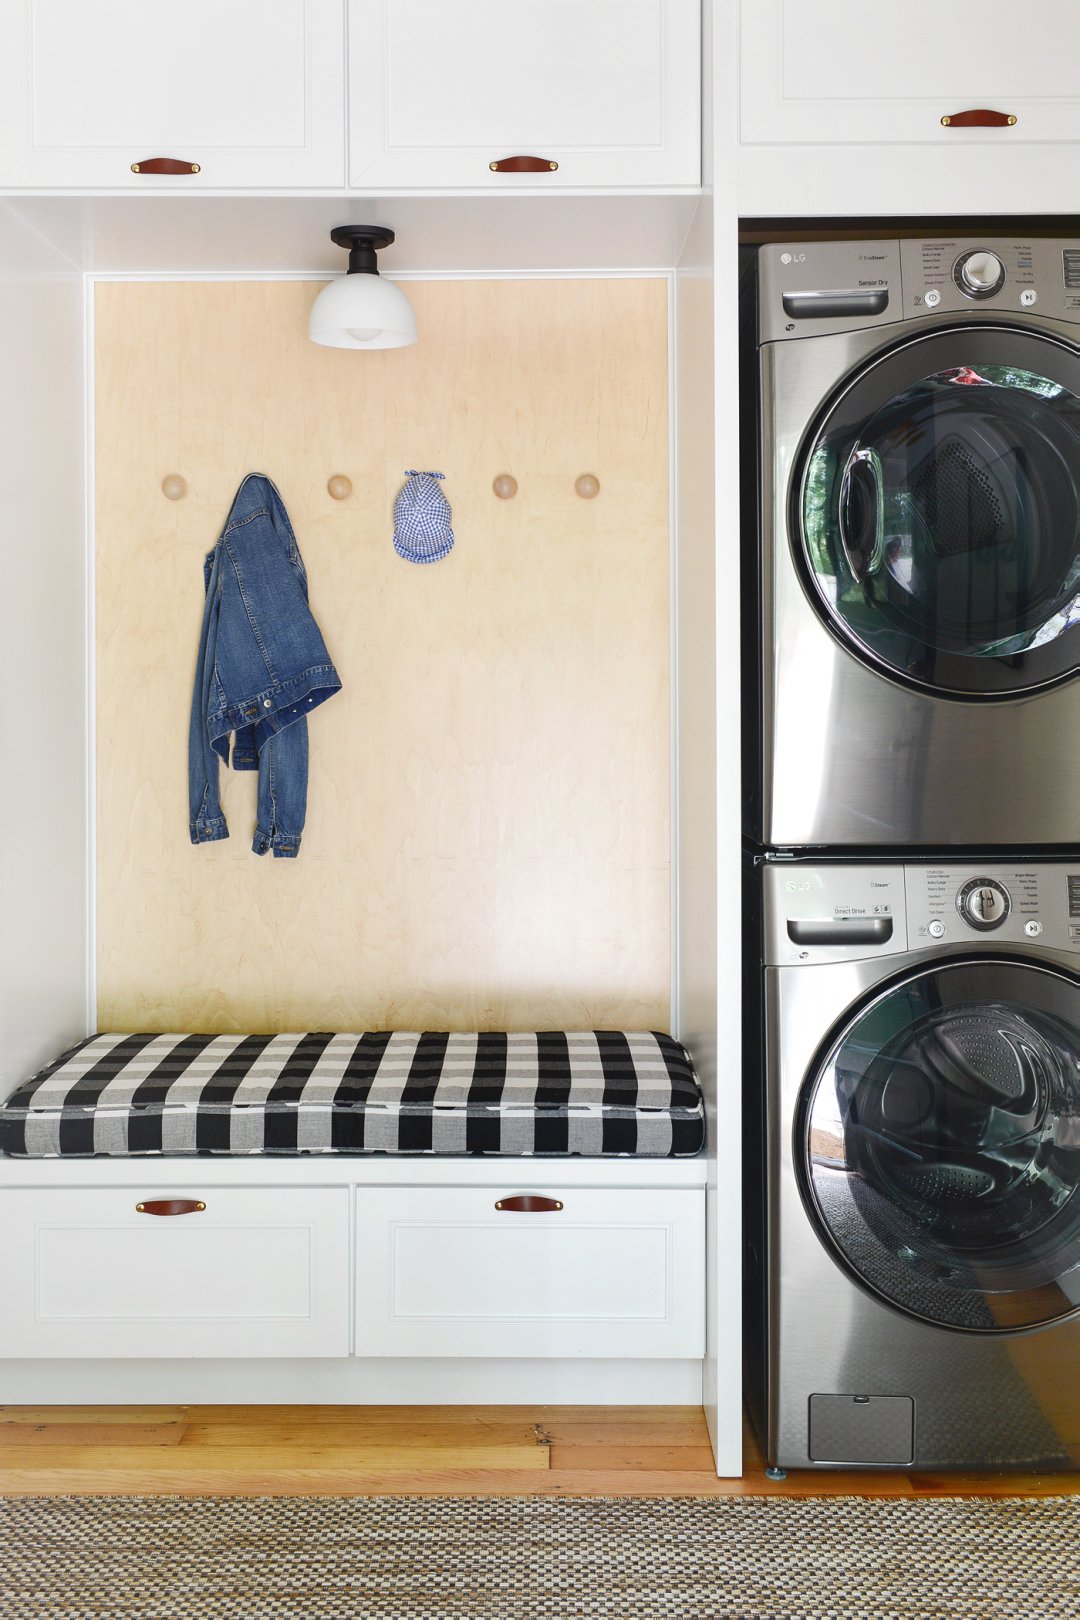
0,0,345,189
0,1187,350,1356
741,1,1080,146
354,1186,705,1357
348,0,700,189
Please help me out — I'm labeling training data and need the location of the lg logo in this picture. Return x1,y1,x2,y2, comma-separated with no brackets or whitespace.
780,252,807,265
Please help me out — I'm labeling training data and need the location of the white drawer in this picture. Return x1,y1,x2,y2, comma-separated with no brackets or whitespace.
0,1187,350,1358
354,1186,705,1358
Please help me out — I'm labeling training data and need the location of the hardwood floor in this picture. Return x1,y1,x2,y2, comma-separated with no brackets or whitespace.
2,1406,1079,1496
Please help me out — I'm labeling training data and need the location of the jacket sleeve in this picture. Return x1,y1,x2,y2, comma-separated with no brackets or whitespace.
188,545,230,845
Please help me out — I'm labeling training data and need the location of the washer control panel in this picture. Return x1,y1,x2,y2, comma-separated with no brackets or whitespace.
903,237,1043,319
765,861,1080,965
759,237,1080,342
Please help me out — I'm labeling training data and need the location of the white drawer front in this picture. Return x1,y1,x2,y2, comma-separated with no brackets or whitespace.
0,1187,350,1357
355,1187,704,1358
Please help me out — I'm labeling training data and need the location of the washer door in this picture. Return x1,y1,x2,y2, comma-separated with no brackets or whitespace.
798,326,1080,696
802,958,1080,1331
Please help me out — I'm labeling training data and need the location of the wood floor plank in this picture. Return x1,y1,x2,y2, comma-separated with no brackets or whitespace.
547,1445,717,1472
0,1406,187,1426
0,1423,188,1449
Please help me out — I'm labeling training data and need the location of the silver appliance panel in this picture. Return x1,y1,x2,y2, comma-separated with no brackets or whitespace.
761,871,1080,1470
758,318,1080,848
760,237,1080,343
764,860,1080,965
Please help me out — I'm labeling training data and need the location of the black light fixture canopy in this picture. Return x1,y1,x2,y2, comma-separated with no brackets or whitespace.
329,224,396,275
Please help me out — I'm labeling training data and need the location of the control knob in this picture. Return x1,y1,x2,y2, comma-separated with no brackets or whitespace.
956,876,1011,931
954,250,1006,300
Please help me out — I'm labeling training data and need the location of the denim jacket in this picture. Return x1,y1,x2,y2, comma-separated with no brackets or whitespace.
188,475,341,858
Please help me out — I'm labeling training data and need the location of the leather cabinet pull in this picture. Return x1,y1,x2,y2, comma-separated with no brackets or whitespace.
494,1195,564,1212
940,109,1016,129
131,157,202,175
489,155,559,173
135,1199,206,1216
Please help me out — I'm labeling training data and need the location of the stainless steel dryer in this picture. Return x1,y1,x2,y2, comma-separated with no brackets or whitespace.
753,856,1080,1472
755,237,1080,848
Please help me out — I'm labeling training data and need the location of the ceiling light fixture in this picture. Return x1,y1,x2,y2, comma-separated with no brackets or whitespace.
308,226,417,350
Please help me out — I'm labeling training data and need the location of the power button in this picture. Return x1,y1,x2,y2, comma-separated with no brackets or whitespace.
923,289,941,309
928,919,946,939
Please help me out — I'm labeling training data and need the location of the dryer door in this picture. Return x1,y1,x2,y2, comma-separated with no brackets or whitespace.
802,958,1080,1331
798,326,1080,696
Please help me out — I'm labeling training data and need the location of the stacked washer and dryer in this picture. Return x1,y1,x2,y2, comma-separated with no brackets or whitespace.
746,236,1080,1474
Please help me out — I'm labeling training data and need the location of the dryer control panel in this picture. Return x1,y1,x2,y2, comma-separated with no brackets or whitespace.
764,861,1080,965
759,237,1080,342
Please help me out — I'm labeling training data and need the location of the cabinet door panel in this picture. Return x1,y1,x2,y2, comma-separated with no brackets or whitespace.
350,0,700,189
0,0,345,188
0,1187,350,1357
741,0,1080,145
354,1187,705,1357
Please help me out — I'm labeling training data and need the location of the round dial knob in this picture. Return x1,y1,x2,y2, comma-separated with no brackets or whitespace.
956,877,1011,931
954,250,1006,300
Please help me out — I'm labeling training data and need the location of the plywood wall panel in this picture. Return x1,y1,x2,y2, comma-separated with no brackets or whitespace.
95,278,669,1033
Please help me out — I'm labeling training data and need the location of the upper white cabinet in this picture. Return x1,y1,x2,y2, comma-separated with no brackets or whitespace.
348,0,701,189
0,0,346,189
741,1,1080,146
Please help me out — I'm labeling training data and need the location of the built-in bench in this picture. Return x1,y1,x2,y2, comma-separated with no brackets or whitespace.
0,1031,707,1384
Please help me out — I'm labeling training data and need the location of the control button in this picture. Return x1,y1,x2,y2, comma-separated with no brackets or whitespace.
923,288,941,308
1025,919,1043,937
956,876,1011,930
953,249,1006,300
928,919,946,939
1019,288,1038,307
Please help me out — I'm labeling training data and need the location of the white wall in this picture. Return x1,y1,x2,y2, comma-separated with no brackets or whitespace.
674,0,742,1477
0,202,88,1092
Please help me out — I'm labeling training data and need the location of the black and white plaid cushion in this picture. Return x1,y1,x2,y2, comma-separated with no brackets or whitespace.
0,1031,705,1158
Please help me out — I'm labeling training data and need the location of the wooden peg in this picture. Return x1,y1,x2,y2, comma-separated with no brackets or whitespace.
327,474,353,500
492,474,518,500
161,474,187,501
575,473,600,499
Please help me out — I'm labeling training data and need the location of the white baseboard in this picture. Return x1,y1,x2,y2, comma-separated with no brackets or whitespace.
0,1357,703,1406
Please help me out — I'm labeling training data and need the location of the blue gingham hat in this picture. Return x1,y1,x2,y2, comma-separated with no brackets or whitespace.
393,470,454,564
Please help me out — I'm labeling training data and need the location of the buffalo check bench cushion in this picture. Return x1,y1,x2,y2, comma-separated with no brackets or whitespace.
0,1031,705,1158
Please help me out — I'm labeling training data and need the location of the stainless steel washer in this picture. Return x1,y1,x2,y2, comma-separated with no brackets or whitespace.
754,237,1080,848
752,856,1080,1471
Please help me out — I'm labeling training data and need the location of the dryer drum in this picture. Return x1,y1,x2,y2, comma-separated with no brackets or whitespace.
798,341,1080,695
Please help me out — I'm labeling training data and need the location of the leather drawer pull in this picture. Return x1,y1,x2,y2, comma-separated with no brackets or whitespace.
135,1199,206,1216
131,157,202,175
940,109,1016,128
489,155,558,173
494,1195,564,1212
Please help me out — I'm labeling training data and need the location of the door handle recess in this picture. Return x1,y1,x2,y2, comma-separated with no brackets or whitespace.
135,1199,206,1216
131,157,201,175
940,109,1016,128
489,155,558,173
838,445,885,584
494,1195,564,1212
787,918,894,947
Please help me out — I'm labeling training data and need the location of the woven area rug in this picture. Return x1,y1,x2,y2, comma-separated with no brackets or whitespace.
2,1493,1078,1619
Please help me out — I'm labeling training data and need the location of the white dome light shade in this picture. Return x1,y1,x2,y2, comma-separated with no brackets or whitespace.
308,224,418,350
308,272,417,349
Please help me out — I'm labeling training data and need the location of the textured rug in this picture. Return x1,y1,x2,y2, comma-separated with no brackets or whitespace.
2,1493,1078,1620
